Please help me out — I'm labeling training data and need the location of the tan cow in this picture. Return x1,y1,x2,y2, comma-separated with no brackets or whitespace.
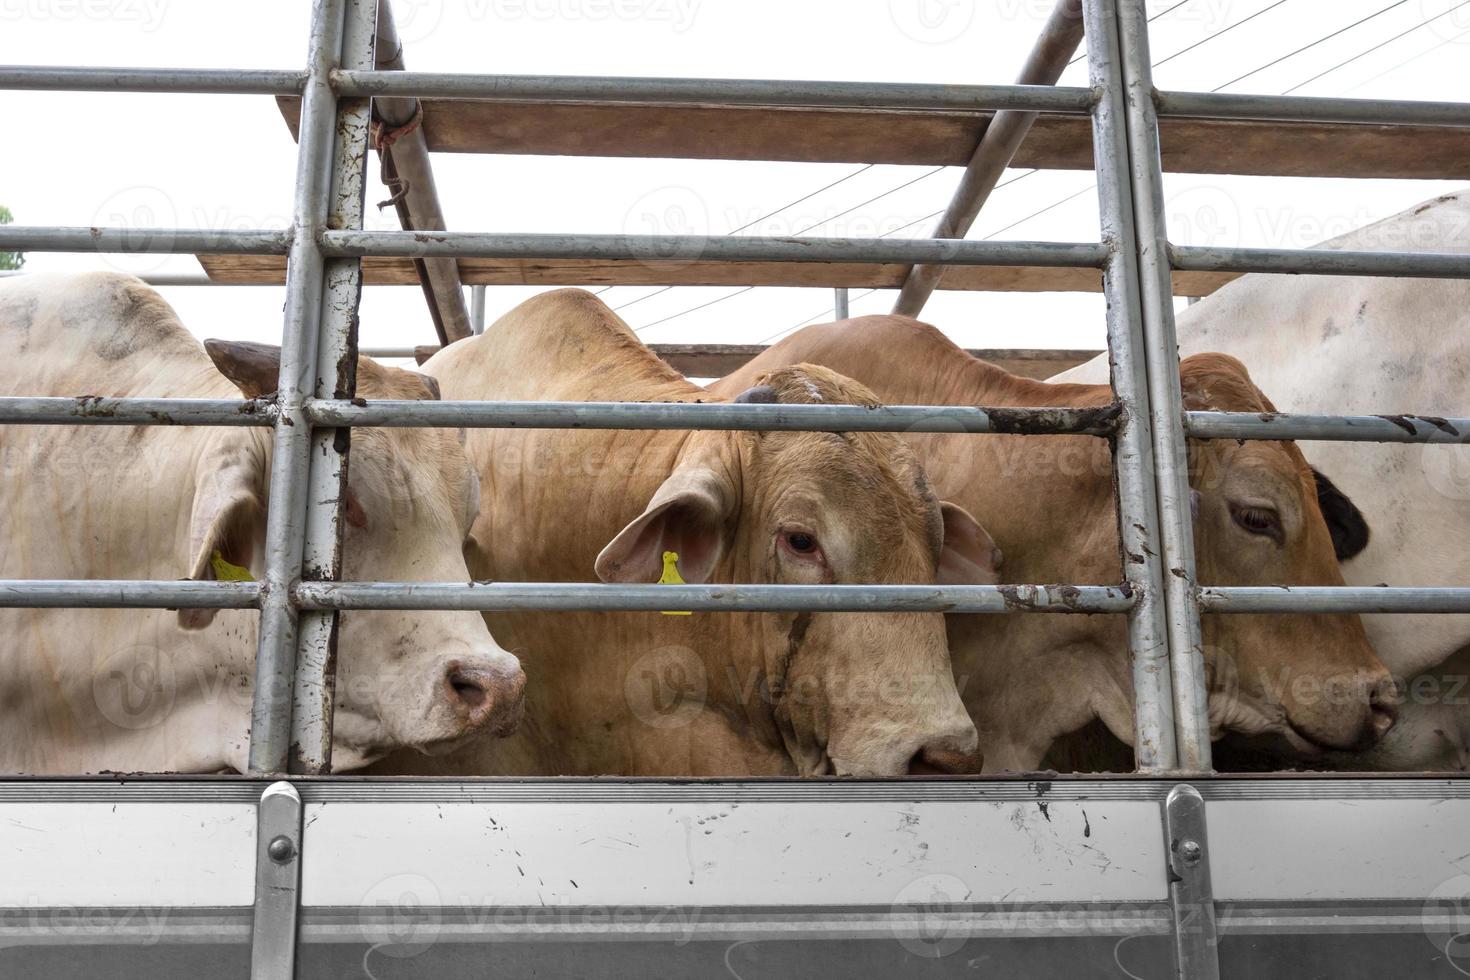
371,289,996,777
0,272,525,774
710,316,1397,772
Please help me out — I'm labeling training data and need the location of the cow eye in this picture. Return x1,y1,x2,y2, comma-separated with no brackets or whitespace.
1229,503,1283,544
782,531,820,556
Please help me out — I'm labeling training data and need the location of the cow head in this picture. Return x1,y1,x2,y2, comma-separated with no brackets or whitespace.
1181,353,1395,757
194,341,526,769
595,364,997,776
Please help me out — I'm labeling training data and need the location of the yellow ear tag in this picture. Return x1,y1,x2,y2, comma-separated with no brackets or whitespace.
658,550,692,616
210,550,255,583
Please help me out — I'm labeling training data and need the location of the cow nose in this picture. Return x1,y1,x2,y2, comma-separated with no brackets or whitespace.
443,660,526,737
908,743,983,776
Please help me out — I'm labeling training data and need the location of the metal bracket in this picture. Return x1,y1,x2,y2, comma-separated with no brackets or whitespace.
251,781,304,980
1164,784,1220,980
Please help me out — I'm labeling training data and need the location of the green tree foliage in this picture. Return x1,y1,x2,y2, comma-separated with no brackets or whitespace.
0,206,22,271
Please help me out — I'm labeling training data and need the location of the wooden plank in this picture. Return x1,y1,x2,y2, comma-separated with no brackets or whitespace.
395,341,1100,380
281,97,1470,178
196,253,1239,296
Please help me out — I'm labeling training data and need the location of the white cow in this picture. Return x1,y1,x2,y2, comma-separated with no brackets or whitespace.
0,272,526,774
1055,191,1470,769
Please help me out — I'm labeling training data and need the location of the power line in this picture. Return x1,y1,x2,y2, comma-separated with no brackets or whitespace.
1282,0,1470,94
1344,19,1470,93
1152,0,1293,70
597,163,875,303
1066,0,1195,67
1214,0,1408,90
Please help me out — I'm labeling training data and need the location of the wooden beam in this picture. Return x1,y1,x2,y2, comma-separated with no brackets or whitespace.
281,96,1470,178
398,341,1100,381
196,253,1239,296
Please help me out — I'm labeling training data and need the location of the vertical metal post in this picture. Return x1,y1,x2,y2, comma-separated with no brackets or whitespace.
833,286,850,320
290,0,377,774
248,0,349,775
470,283,487,334
1082,0,1178,772
250,781,304,979
1114,0,1212,771
1163,784,1221,979
891,0,1085,317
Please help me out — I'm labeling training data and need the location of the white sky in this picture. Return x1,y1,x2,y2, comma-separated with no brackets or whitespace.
3,0,1469,356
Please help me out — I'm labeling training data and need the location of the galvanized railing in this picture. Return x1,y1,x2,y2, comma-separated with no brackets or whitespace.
4,2,1470,974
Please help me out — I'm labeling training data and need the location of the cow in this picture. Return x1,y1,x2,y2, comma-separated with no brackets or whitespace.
711,317,1397,772
0,272,525,774
368,288,996,777
1054,190,1470,770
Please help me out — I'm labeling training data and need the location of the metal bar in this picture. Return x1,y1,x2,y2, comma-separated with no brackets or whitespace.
330,70,1096,113
1187,412,1470,444
470,283,487,334
1116,0,1212,772
833,286,849,319
249,781,303,980
0,227,290,254
294,581,1137,614
248,0,348,777
1083,0,1178,774
0,65,304,94
0,580,259,609
1163,784,1220,979
0,271,278,286
372,0,473,343
0,396,275,425
892,0,1085,317
1158,89,1470,128
1170,244,1470,279
289,0,377,777
1200,587,1470,614
306,398,1122,435
320,229,1109,266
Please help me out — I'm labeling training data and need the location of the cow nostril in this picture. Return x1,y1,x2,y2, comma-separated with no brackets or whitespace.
1367,675,1400,740
449,671,488,709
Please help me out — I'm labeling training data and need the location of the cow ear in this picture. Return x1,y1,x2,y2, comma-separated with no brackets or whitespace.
1313,467,1370,562
205,340,281,398
937,501,1002,585
595,466,734,584
181,447,265,629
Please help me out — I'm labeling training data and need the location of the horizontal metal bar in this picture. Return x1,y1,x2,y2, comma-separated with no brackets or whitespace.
0,227,291,255
1170,244,1470,279
1187,411,1470,444
1157,90,1470,128
329,70,1096,113
0,580,260,609
1200,587,1470,614
320,230,1110,267
307,398,1121,435
0,271,277,287
0,65,306,94
294,581,1136,613
0,397,277,426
